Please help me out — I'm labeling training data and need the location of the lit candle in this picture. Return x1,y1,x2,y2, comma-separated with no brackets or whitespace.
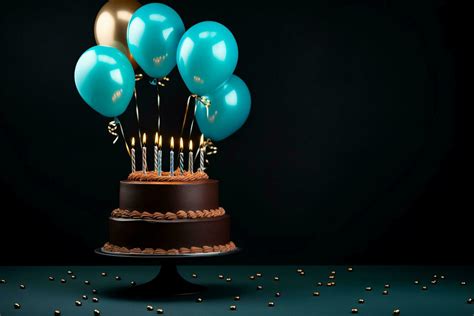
199,134,205,172
142,133,147,173
131,137,136,173
188,140,193,174
170,137,174,176
179,137,184,175
157,135,162,176
154,132,158,172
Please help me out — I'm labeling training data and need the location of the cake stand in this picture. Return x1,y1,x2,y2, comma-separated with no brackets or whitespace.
95,247,240,296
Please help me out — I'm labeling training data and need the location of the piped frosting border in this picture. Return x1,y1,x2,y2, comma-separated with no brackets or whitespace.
128,170,209,182
111,207,225,220
102,241,236,255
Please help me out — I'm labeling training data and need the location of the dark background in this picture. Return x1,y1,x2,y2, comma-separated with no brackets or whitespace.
0,0,471,265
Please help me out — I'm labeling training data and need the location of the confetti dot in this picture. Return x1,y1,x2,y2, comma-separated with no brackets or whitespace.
329,275,335,280
94,309,101,316
226,277,232,282
300,271,305,276
358,299,365,304
460,281,467,286
257,285,263,290
467,298,473,304
92,297,99,303
48,276,54,281
383,290,389,295
297,269,303,273
313,291,320,296
234,296,240,301
147,305,154,311
82,295,88,300
384,284,390,288
256,273,262,277
249,275,255,280
60,279,66,283
115,276,121,281
67,270,73,275
440,275,445,279
101,272,107,277
130,281,136,286
347,267,353,272
365,287,372,291
422,286,428,291
327,282,333,287
431,280,437,284
92,289,98,294
84,280,90,285
275,292,281,297
14,303,21,309
393,309,401,315
192,273,197,278
54,310,61,315
75,300,82,306
71,275,76,279
274,276,280,281
351,308,358,314
196,297,203,303
156,308,164,314
230,305,237,311
414,280,419,285
268,301,275,307
218,274,224,279
330,270,336,275
317,282,323,286
20,284,26,289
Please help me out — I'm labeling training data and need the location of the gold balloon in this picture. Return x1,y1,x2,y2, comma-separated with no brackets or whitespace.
94,0,141,68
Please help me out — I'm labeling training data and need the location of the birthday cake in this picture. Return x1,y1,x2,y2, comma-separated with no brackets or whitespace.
102,170,236,255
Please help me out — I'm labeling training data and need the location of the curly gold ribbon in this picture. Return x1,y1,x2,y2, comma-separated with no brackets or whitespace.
108,117,130,156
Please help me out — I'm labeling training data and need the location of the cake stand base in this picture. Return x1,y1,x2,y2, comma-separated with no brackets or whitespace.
95,247,240,296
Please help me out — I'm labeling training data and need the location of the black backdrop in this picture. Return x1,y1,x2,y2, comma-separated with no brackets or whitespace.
0,0,471,265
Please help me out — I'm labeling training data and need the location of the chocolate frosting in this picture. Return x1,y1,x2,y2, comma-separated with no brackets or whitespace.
108,215,230,249
119,180,219,212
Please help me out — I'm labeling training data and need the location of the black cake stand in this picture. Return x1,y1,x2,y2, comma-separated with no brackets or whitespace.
95,247,240,296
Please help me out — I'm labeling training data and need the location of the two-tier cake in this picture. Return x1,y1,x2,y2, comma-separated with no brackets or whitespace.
102,170,236,255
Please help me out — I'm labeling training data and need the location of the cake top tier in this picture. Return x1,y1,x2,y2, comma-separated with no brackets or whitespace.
127,170,209,182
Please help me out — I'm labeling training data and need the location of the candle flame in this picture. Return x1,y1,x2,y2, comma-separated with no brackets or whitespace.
179,137,184,151
170,136,174,150
189,140,193,151
131,137,135,147
159,135,162,148
142,133,147,145
200,134,204,147
154,132,158,145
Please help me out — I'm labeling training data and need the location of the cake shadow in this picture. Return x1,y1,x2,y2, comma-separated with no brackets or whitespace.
101,282,254,301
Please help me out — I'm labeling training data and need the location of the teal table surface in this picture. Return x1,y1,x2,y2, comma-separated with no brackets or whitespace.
1,265,473,316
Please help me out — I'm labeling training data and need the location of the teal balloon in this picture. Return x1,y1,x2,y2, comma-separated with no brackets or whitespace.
177,21,238,96
74,46,135,118
127,3,184,78
196,75,250,141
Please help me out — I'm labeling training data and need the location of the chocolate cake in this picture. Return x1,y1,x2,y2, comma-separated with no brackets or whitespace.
102,170,236,255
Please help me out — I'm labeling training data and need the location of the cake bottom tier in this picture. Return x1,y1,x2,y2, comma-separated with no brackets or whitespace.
104,214,235,255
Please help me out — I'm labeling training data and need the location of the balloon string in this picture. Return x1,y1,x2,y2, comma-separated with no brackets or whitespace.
134,74,144,149
108,117,130,156
156,84,161,133
180,94,211,138
150,76,169,134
